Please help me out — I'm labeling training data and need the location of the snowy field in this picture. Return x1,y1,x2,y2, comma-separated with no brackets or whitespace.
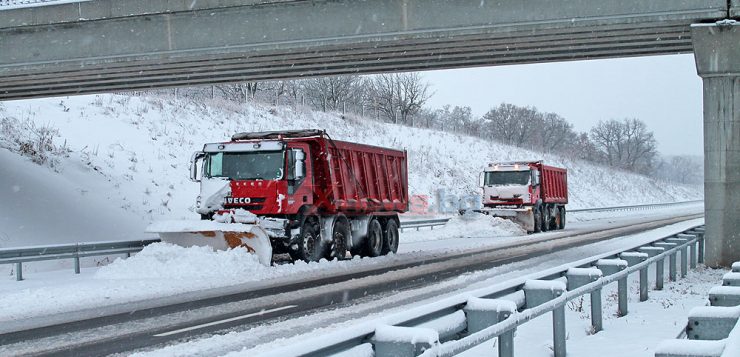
0,94,702,250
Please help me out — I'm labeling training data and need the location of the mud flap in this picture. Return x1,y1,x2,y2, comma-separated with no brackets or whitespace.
147,221,273,266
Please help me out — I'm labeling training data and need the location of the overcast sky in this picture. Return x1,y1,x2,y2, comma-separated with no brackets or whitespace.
421,54,703,157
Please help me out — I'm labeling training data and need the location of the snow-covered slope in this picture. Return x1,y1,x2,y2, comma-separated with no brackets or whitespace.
0,94,702,247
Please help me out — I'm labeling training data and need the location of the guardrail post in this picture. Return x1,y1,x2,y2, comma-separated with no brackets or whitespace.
524,279,567,357
654,241,678,282
669,252,677,281
621,252,649,302
566,268,603,333
15,262,23,281
668,237,691,278
677,233,698,270
464,297,517,357
74,243,81,274
553,305,566,357
597,259,629,316
639,246,665,291
590,288,603,332
655,258,665,290
686,228,705,265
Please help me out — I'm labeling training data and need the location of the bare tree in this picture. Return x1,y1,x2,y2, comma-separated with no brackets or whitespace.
368,73,431,125
590,118,657,174
303,75,362,112
482,103,543,147
539,113,576,153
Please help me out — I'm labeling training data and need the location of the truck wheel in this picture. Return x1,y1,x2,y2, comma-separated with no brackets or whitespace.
381,219,400,255
290,217,326,262
364,219,384,257
330,217,350,260
533,208,542,233
541,206,550,232
558,207,566,230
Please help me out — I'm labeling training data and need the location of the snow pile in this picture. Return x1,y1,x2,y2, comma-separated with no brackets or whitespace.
402,213,526,243
95,243,268,281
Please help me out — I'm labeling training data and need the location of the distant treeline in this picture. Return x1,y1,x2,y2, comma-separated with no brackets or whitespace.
132,74,703,185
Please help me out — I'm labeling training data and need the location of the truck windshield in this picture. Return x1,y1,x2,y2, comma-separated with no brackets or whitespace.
206,151,285,180
484,171,530,186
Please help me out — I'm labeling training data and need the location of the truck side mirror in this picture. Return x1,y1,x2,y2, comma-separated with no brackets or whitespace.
532,171,540,186
190,151,205,182
478,172,485,188
293,149,306,180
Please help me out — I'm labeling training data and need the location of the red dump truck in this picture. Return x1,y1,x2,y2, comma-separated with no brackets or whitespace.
148,129,409,264
478,161,568,233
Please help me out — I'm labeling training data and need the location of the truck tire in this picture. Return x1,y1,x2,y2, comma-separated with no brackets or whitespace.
330,216,350,260
558,207,566,230
382,219,400,255
541,205,550,232
289,216,326,262
533,207,542,233
364,219,384,257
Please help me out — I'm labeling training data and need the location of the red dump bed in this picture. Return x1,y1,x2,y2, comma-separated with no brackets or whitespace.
320,138,409,214
538,163,568,204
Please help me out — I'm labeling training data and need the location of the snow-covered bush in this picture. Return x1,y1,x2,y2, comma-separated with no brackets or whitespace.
0,114,70,169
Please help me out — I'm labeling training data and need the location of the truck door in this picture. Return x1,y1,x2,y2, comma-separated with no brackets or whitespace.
286,143,314,211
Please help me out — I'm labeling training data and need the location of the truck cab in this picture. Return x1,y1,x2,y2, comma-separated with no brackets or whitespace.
479,161,567,234
190,137,314,219
482,162,541,208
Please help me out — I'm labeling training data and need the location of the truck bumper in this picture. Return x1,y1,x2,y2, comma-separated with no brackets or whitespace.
477,207,535,233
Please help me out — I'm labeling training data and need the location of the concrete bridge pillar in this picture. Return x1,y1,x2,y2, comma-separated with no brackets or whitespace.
691,21,740,267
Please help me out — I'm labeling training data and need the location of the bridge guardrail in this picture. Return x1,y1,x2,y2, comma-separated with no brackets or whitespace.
262,225,706,357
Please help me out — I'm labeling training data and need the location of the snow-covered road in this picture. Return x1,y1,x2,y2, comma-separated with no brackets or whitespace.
132,217,710,357
0,203,702,325
0,204,705,356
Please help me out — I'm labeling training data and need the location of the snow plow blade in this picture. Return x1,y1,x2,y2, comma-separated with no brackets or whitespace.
146,220,273,266
476,207,535,232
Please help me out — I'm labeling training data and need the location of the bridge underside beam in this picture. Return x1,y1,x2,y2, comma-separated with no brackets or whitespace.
0,0,729,100
692,22,740,267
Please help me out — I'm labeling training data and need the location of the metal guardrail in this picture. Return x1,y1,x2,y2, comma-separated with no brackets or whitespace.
1,239,160,281
2,200,701,281
400,200,703,231
655,262,740,357
569,200,703,213
400,218,450,232
264,225,706,357
1,219,444,281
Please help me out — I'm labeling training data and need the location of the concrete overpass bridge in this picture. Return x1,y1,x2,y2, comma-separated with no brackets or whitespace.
0,0,739,266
